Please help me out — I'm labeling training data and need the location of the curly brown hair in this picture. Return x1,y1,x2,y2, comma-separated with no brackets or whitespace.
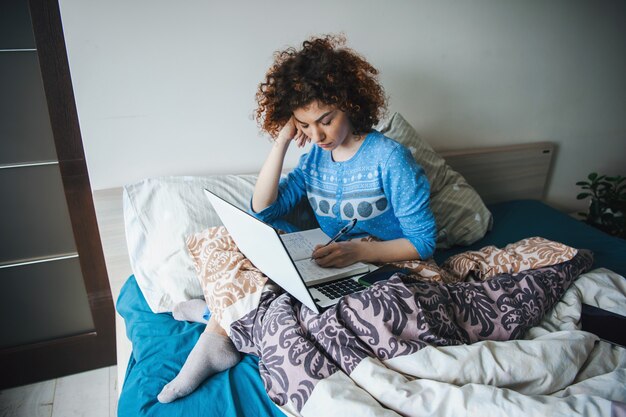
255,34,387,138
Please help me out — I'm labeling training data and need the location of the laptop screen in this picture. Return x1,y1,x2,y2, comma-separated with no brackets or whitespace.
203,189,320,313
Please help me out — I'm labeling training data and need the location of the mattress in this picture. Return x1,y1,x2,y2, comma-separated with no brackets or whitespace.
116,199,626,416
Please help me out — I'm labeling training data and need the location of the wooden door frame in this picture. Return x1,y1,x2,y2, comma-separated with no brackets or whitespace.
0,0,116,389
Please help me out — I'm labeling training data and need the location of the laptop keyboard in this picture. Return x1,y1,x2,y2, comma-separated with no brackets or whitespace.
315,279,367,300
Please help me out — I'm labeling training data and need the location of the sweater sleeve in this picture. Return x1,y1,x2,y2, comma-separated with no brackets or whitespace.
249,153,308,223
382,145,437,259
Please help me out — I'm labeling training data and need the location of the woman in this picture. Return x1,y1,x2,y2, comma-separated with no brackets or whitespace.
158,34,436,403
251,34,436,267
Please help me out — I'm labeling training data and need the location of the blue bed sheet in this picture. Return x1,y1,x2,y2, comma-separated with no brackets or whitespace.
116,274,285,417
118,199,626,416
434,200,626,276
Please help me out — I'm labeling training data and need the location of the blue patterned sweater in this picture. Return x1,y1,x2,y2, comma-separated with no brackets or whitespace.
251,130,436,259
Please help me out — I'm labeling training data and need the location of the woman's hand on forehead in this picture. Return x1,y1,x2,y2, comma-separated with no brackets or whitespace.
276,117,310,148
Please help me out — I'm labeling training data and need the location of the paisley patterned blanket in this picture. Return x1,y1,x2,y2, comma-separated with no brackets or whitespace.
187,227,626,417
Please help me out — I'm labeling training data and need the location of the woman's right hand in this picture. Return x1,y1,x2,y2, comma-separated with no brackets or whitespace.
277,117,310,148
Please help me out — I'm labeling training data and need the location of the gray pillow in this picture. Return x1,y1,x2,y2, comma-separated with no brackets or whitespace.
378,113,492,248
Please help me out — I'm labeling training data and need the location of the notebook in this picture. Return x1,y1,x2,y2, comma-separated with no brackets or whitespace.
279,228,370,285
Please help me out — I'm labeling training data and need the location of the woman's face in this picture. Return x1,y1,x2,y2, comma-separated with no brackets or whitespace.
292,101,353,151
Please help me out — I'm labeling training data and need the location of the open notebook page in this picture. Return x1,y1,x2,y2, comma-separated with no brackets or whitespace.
280,228,332,261
280,228,371,285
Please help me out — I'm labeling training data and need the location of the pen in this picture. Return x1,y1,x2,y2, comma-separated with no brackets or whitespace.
323,218,358,247
310,219,358,262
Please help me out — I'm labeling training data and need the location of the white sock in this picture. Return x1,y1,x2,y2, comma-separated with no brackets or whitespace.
157,330,240,403
172,299,209,324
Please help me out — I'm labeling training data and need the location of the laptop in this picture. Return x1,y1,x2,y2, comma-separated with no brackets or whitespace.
204,189,382,314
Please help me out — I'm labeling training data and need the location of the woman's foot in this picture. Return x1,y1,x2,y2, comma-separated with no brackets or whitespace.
172,299,209,324
157,330,240,403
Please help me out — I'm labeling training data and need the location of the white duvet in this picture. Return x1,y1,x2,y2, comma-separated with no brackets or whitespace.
291,268,626,417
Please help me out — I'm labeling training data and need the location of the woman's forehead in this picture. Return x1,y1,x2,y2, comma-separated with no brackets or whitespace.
293,101,337,121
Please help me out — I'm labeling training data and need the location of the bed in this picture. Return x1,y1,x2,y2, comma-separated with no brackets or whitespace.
93,114,626,417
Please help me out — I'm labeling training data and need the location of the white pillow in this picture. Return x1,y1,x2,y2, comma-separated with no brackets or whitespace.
123,175,257,313
123,174,317,313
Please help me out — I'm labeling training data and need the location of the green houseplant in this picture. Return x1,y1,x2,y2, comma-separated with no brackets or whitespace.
576,173,626,239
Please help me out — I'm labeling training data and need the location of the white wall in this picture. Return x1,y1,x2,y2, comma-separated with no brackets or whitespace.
59,0,626,213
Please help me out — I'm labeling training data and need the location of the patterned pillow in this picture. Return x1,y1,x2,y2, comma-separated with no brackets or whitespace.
378,113,492,248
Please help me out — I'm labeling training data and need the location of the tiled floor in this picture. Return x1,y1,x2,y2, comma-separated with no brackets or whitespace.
0,366,117,417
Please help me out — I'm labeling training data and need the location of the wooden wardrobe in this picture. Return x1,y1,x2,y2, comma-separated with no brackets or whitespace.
0,0,116,388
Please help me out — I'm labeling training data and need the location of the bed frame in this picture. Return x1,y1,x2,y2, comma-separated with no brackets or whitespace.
92,141,555,394
439,142,554,204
